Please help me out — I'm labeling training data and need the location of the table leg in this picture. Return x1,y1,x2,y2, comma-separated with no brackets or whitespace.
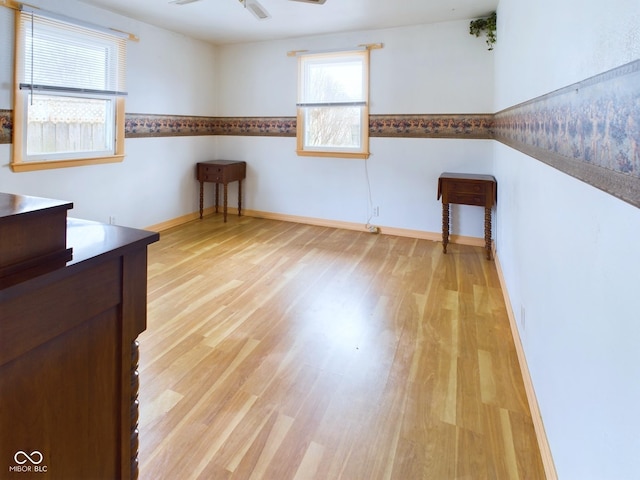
485,206,492,260
215,183,219,214
199,181,204,219
442,202,449,254
223,183,228,222
238,179,242,217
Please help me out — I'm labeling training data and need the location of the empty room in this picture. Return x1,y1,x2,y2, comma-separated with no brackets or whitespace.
1,0,639,479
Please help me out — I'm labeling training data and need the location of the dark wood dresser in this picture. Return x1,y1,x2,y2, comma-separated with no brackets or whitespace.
0,192,158,479
437,172,497,260
197,160,246,222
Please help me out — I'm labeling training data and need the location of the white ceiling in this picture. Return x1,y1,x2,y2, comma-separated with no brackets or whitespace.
78,0,497,45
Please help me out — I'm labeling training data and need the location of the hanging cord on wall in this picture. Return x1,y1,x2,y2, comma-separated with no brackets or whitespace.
364,157,379,233
29,10,33,105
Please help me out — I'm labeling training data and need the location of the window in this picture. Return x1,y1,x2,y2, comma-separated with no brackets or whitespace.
296,49,370,159
12,8,127,171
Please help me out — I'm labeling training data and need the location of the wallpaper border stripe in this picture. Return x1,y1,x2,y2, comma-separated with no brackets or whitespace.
0,112,494,143
120,113,495,139
0,109,10,145
494,59,640,208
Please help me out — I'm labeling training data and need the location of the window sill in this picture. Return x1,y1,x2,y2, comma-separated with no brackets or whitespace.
296,150,370,160
10,155,125,172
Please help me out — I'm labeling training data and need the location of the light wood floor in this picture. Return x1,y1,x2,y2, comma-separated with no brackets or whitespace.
138,215,545,480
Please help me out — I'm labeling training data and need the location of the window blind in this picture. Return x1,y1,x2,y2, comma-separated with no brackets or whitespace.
17,9,127,96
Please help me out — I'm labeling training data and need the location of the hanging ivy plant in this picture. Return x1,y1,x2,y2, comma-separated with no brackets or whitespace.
469,11,497,50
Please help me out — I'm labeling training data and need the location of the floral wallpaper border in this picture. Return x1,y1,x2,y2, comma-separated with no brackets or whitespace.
370,114,493,138
0,112,494,143
123,113,495,139
494,58,640,208
0,109,11,144
124,115,296,138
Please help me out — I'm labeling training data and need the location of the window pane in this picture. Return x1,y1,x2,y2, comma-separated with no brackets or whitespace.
304,106,362,149
13,11,127,169
301,55,364,103
26,94,113,158
296,49,369,158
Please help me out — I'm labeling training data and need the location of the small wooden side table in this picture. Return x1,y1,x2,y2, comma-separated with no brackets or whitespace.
197,160,246,222
437,172,497,260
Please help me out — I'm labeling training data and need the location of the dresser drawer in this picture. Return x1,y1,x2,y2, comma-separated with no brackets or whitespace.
202,165,222,174
200,165,224,180
446,192,486,206
448,181,488,195
203,173,223,183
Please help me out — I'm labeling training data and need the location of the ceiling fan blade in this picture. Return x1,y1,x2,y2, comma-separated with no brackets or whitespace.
169,0,202,5
239,0,271,20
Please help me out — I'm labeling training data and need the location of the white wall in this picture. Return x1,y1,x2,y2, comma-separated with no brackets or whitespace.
494,1,640,478
216,21,495,235
0,0,218,228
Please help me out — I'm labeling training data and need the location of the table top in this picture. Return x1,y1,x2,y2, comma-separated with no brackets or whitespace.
438,172,496,182
198,160,246,166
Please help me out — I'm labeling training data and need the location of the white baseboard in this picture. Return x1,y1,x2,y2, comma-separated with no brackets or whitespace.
145,207,216,232
493,252,558,480
148,207,486,248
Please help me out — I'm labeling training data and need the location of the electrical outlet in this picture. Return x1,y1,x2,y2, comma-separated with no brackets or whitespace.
373,206,379,217
109,216,116,225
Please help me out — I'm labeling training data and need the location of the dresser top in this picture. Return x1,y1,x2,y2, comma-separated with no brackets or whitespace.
0,192,73,220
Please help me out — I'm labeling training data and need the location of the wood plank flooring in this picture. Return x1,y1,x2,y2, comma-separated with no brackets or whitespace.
138,215,545,480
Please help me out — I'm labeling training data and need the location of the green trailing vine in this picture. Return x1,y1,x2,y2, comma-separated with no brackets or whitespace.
469,11,497,50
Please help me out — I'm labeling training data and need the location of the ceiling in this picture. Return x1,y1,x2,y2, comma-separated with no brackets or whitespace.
78,0,497,45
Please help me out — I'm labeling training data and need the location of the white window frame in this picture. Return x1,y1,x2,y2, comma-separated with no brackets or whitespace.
296,49,370,159
11,8,127,172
